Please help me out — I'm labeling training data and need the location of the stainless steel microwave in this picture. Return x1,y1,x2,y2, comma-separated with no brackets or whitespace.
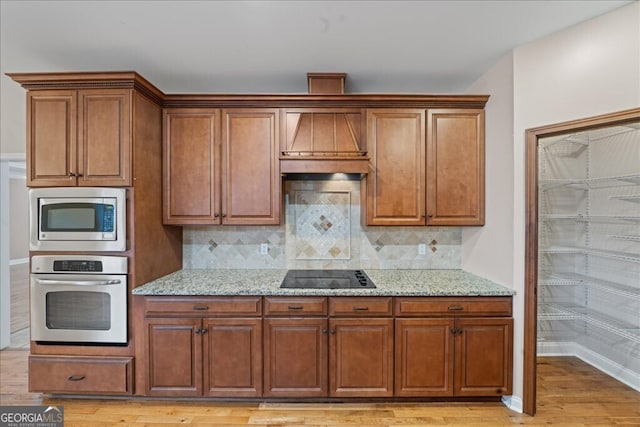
30,187,127,252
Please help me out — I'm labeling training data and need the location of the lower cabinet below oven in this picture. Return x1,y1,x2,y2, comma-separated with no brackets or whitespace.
29,355,133,395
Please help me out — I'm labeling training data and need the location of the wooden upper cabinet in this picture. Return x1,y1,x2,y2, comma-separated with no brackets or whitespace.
163,109,219,224
366,109,426,225
426,109,485,225
222,109,280,225
27,89,131,187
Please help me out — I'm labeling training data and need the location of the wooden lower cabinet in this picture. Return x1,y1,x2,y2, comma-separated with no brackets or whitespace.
204,318,263,397
144,317,262,397
29,355,133,395
146,318,202,396
330,318,394,397
394,316,513,397
263,297,394,398
454,317,513,396
263,317,328,397
395,318,455,396
138,295,512,399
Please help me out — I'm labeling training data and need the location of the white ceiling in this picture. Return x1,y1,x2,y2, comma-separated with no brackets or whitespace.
0,0,634,94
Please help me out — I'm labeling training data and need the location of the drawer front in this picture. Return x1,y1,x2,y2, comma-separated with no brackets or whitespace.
29,356,133,395
395,297,512,317
264,297,328,316
144,296,262,317
329,297,393,316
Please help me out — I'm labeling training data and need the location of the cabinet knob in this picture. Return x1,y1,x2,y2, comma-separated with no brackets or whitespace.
222,213,227,218
322,328,328,334
428,214,433,218
329,329,336,334
214,213,219,218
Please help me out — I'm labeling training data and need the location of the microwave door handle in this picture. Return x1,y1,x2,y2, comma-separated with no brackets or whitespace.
33,278,122,286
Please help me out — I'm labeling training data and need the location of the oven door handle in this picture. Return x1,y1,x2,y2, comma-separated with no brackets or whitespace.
33,278,122,286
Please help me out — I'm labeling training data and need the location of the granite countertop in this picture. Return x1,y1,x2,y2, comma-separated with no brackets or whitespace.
132,269,515,297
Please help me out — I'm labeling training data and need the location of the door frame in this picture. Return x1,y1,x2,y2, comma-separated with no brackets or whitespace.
522,107,640,415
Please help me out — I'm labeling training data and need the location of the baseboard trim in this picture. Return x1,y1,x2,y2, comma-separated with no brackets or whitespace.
538,341,640,391
501,395,523,413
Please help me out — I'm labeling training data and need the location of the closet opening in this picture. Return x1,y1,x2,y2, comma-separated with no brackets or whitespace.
524,108,640,415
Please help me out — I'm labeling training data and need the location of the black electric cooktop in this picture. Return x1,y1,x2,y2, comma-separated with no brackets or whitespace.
280,269,376,289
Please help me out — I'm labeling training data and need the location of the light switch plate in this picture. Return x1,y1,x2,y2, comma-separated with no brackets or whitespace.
260,243,269,255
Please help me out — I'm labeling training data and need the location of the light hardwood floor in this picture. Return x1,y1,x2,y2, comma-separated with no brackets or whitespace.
0,352,638,426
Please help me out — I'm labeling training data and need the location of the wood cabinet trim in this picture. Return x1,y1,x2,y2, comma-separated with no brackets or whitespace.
264,297,328,316
143,296,262,317
329,297,393,316
394,297,512,317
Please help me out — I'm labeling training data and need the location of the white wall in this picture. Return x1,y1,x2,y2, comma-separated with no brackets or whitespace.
463,1,640,411
463,53,514,287
10,176,29,260
0,76,27,155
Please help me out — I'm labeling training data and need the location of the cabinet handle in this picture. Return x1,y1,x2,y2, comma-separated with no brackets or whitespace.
322,329,328,334
447,306,464,311
287,305,304,310
428,214,433,218
329,329,336,334
456,328,463,335
193,306,209,311
214,213,219,218
450,328,457,335
67,375,86,381
222,213,227,218
353,307,369,311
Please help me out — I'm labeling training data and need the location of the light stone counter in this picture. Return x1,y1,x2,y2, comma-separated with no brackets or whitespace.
132,269,514,297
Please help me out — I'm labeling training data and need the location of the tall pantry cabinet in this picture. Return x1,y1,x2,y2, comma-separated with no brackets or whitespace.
536,115,640,389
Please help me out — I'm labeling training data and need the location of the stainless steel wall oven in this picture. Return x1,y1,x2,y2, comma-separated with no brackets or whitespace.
30,255,128,344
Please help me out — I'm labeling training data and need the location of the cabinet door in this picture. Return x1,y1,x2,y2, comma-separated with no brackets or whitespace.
145,318,202,396
426,109,484,225
366,109,425,225
395,318,454,396
77,89,131,186
222,109,280,225
203,318,262,397
263,318,328,397
27,90,77,186
163,109,220,224
454,317,513,396
330,318,394,397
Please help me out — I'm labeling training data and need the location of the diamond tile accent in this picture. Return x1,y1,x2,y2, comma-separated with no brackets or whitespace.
294,190,350,260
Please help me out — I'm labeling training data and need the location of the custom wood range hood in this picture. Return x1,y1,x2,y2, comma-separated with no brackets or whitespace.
280,73,370,175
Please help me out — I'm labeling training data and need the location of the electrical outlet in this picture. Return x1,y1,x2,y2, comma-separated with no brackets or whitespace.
260,243,269,255
418,243,426,255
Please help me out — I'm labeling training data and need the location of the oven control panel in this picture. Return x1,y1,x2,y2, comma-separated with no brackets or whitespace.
53,260,103,272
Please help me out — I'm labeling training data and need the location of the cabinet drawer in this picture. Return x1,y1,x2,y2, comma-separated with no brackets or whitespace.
264,297,328,316
29,356,133,395
329,297,393,316
144,296,262,317
395,297,512,317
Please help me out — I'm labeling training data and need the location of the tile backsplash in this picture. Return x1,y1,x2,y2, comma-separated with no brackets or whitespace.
183,179,461,269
